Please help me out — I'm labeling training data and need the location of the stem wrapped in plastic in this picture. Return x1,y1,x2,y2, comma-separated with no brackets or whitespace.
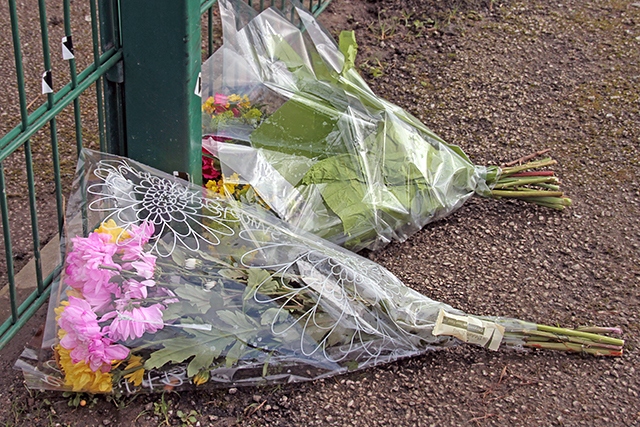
201,0,571,252
15,150,621,395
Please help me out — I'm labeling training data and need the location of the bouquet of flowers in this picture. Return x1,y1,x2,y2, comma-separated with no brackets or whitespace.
16,150,622,395
201,0,572,251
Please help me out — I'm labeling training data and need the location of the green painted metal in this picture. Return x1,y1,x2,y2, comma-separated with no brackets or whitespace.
99,0,126,157
120,0,203,184
0,51,123,163
0,0,122,349
0,164,18,325
64,0,85,156
0,0,333,350
38,0,64,236
90,0,108,154
201,0,217,14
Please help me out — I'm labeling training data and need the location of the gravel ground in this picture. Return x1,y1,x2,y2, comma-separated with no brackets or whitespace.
0,0,639,426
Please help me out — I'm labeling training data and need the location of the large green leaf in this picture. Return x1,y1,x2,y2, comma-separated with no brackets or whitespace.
339,31,358,74
172,284,215,314
144,329,235,377
145,309,262,376
250,95,341,158
217,309,258,331
318,180,371,236
243,268,281,302
302,153,363,185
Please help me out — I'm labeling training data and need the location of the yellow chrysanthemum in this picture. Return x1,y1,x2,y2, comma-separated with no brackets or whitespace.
205,179,225,197
227,94,242,103
56,345,113,393
55,301,71,340
202,96,217,115
123,354,145,387
205,174,241,198
54,301,69,321
227,94,250,109
94,219,130,243
193,369,210,386
65,288,83,300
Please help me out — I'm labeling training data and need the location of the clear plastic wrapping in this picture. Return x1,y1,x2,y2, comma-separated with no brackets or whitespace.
17,149,498,394
15,150,620,395
202,0,491,251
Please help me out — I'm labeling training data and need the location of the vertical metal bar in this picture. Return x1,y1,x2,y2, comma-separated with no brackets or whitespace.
208,8,214,57
120,0,202,184
63,0,84,155
37,0,64,235
9,1,28,127
12,0,44,295
100,0,126,156
63,1,88,236
23,142,44,295
0,164,18,323
90,0,107,153
306,0,330,17
5,1,25,323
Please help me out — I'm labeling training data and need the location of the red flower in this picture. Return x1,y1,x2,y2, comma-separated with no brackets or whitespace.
202,148,221,181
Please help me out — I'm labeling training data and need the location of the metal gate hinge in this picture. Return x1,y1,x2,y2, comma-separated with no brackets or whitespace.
106,59,124,83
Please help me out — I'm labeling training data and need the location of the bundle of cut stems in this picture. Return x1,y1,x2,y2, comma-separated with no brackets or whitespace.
486,151,573,210
498,322,624,356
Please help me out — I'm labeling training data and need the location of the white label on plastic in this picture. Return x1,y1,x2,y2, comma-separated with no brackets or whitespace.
433,309,504,351
41,70,53,94
62,35,74,60
194,72,202,97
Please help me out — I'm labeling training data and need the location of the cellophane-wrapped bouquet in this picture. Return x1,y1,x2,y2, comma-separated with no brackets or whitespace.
15,150,622,395
202,0,571,252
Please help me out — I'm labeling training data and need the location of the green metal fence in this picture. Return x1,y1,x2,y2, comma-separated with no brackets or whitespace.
0,0,332,350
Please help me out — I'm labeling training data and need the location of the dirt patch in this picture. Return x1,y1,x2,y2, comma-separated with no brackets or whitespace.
1,0,639,426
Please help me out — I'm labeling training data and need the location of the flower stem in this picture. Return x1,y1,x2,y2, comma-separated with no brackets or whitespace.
483,152,572,210
502,323,624,356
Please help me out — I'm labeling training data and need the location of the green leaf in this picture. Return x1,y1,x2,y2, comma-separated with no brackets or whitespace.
261,149,315,186
243,269,281,301
302,154,363,185
345,360,359,371
162,301,198,321
172,285,214,314
318,181,373,236
197,250,234,268
144,330,234,377
250,95,341,159
271,34,314,79
260,307,290,326
225,340,247,368
339,31,358,74
219,268,248,281
170,248,186,270
217,310,258,331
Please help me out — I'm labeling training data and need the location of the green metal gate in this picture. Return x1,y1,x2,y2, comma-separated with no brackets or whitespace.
0,0,332,350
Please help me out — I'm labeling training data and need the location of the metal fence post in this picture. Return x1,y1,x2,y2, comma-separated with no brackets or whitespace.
99,0,126,157
119,0,202,184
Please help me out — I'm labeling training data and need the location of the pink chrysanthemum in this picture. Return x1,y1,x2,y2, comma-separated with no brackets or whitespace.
58,296,101,346
65,232,120,294
102,303,165,342
58,297,129,372
69,334,130,372
121,278,156,300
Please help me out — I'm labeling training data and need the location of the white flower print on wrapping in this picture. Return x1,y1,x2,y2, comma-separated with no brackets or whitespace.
234,213,451,365
87,158,238,257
